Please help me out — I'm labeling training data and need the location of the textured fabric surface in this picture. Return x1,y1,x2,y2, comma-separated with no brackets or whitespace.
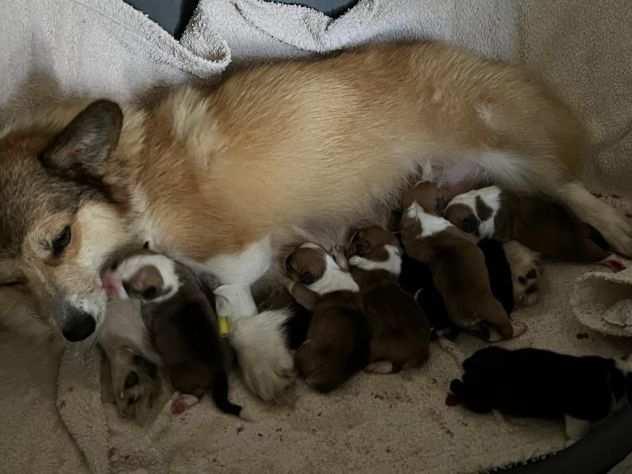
57,263,632,474
0,1,631,473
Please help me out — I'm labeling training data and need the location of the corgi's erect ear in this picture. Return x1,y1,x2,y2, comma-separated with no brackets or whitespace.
40,100,123,179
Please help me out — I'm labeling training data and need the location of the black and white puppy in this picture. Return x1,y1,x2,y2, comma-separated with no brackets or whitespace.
102,248,245,418
448,346,632,441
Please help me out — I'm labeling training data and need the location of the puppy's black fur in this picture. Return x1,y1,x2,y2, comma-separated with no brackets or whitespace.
399,239,514,340
142,279,243,417
449,347,632,422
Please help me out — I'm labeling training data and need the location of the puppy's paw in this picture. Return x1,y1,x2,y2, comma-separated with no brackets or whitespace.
504,241,541,307
171,393,200,415
230,309,296,402
111,350,162,422
599,254,629,273
364,361,394,374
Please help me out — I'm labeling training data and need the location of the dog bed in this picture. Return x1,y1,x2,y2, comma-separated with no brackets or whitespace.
1,1,632,473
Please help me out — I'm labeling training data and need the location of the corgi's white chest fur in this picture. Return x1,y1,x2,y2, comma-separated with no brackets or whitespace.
308,254,359,295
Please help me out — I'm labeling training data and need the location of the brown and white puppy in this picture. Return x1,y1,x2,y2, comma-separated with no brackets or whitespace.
399,182,524,341
346,226,431,373
285,243,370,392
445,186,627,271
101,249,244,418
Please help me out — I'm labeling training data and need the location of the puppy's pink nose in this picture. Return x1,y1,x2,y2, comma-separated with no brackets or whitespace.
101,271,125,299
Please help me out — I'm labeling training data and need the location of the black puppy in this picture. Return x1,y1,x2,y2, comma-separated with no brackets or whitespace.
448,346,632,440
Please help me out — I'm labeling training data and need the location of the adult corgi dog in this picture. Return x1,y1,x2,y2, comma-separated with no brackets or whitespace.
0,40,629,416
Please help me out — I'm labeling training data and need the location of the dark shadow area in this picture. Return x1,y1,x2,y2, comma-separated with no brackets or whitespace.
123,0,199,38
498,404,632,474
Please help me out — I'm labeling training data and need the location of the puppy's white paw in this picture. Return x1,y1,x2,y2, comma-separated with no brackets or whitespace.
504,241,541,307
348,256,363,267
365,361,394,374
230,309,296,402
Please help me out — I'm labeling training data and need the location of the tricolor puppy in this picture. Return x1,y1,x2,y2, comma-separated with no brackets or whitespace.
445,186,627,271
448,347,632,441
285,243,370,393
399,182,524,342
346,226,431,373
101,248,244,418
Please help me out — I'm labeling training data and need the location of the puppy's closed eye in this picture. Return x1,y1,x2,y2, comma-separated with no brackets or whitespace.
300,272,316,285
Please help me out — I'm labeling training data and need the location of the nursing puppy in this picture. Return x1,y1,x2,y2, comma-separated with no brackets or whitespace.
101,249,244,417
449,347,632,441
285,243,370,392
445,186,627,270
346,226,431,373
399,181,522,341
399,238,519,340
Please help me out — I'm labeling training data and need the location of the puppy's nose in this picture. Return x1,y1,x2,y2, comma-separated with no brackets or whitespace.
62,309,97,342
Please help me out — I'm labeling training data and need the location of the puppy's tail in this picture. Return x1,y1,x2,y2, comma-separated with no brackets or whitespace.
211,370,245,419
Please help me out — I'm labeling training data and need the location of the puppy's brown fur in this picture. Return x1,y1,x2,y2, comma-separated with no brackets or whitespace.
400,183,515,340
285,245,370,392
446,187,611,262
347,226,431,372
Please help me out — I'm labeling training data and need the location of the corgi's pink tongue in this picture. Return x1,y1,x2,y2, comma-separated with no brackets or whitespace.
101,272,125,299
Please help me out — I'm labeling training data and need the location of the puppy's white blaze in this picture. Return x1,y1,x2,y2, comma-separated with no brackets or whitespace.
308,254,359,295
205,236,272,286
213,284,258,321
112,254,182,304
349,245,402,276
446,185,502,238
406,202,451,238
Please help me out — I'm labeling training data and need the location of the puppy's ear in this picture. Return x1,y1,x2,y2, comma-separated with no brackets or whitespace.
40,100,123,178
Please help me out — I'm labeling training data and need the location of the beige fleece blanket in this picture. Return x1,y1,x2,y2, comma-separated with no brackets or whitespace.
1,1,632,474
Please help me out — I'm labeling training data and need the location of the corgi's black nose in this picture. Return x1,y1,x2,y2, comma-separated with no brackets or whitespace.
62,310,97,342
